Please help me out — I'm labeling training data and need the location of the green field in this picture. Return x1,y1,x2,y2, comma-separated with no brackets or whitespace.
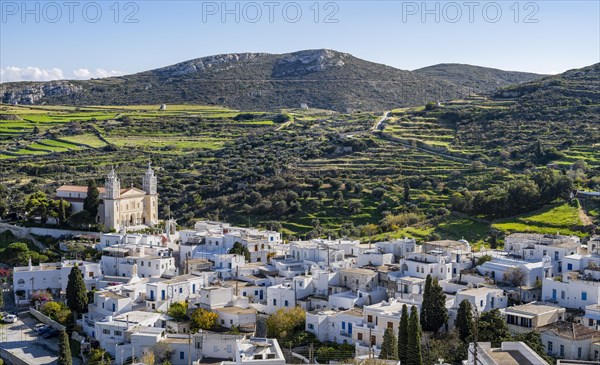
492,202,585,237
0,101,597,242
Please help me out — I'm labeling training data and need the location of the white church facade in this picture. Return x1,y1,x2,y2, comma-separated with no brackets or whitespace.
56,164,159,231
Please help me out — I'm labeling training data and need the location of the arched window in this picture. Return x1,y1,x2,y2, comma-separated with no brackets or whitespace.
17,279,25,285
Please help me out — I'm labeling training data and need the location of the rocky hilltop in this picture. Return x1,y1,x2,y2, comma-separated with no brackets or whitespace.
0,49,548,111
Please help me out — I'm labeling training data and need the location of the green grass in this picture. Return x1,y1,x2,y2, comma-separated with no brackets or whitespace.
60,134,107,148
492,201,585,237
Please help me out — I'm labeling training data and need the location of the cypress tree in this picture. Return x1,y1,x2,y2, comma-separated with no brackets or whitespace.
421,274,448,335
456,299,474,342
407,306,422,365
58,199,67,226
420,274,432,331
66,265,88,321
379,327,398,360
398,304,409,363
58,330,72,365
83,180,100,219
403,181,411,202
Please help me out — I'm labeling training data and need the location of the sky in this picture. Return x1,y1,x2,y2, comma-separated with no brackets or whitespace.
0,0,599,82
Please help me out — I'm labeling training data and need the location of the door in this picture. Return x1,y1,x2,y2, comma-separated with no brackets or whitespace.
348,323,353,335
552,289,557,301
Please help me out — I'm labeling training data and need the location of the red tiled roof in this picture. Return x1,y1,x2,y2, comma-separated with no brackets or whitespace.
57,185,133,194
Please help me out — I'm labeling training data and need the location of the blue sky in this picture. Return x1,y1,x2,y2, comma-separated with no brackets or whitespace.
1,0,599,82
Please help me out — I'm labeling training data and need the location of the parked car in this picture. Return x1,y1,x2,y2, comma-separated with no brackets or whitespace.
35,323,50,333
42,328,60,339
2,314,17,323
38,326,53,335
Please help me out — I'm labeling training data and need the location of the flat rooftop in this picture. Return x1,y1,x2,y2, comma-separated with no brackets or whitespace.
503,301,564,316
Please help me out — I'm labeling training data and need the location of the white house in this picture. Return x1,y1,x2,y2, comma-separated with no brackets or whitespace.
540,321,599,361
542,272,600,309
477,256,551,287
455,287,507,313
266,282,297,314
500,301,566,334
146,274,205,311
195,286,234,310
13,260,101,304
353,299,407,357
375,238,418,262
215,306,257,332
504,233,580,275
306,307,363,344
221,337,286,365
101,245,177,279
94,310,167,357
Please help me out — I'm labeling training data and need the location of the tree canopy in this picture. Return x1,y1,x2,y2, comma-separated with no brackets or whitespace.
398,304,409,363
379,327,398,360
420,275,448,334
190,308,218,331
66,265,88,315
407,306,423,365
83,180,100,219
456,299,474,342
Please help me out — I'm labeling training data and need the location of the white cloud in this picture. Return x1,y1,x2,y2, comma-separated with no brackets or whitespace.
0,66,64,83
0,66,125,83
73,68,124,79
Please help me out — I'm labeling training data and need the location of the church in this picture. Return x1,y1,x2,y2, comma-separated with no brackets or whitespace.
56,164,159,231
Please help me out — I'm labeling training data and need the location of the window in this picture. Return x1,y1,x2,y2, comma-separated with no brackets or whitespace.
548,341,553,352
560,345,564,357
89,272,94,277
582,291,588,301
102,329,110,335
284,300,289,307
554,252,559,261
308,324,314,330
387,322,393,329
367,315,373,323
568,263,573,270
561,291,565,300
357,333,363,341
341,322,346,330
273,299,277,305
114,331,122,336
180,352,185,360
179,288,183,294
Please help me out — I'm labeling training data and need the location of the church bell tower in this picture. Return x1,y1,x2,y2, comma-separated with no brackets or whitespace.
104,167,121,230
142,163,159,227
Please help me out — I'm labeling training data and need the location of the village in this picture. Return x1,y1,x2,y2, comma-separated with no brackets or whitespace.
1,168,599,365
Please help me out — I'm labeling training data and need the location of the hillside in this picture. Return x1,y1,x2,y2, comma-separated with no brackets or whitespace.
495,63,600,118
0,50,470,112
0,62,598,244
414,63,545,94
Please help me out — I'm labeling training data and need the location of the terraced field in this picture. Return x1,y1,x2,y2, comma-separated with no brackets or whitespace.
0,100,597,246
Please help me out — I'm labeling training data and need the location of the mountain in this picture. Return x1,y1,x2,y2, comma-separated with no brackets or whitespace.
414,63,546,94
1,50,469,112
494,63,600,120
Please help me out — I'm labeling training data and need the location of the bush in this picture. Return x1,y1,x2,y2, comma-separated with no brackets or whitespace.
40,301,71,324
